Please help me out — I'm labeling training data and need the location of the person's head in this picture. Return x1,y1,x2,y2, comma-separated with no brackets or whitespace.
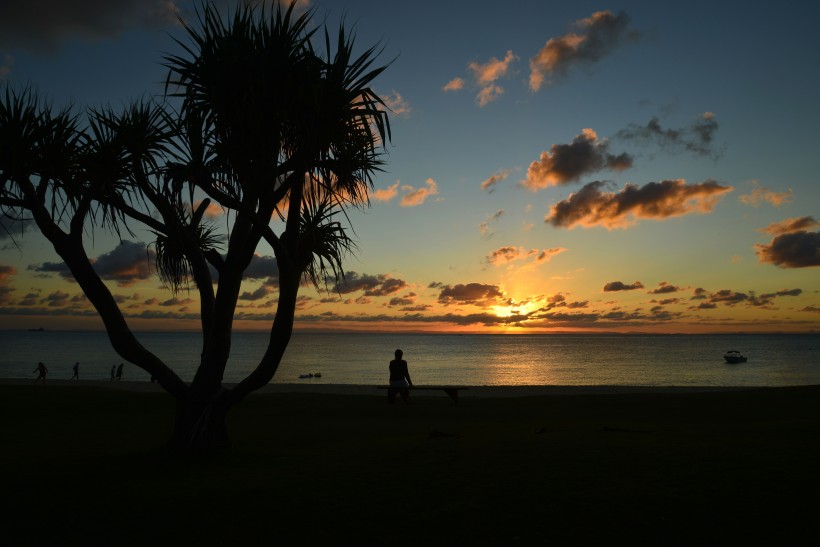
395,349,403,359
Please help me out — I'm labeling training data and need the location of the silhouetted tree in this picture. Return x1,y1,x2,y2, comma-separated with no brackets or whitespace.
0,1,390,451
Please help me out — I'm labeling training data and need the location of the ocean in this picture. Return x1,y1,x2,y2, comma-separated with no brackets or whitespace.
2,330,819,387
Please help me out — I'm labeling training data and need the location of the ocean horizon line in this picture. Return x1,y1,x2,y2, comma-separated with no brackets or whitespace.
4,328,818,336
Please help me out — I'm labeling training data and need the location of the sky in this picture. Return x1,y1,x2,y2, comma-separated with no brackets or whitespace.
1,0,819,334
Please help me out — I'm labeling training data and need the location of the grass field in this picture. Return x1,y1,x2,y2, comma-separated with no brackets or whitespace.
3,384,819,545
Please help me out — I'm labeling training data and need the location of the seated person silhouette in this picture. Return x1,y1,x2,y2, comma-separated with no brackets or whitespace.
388,349,412,404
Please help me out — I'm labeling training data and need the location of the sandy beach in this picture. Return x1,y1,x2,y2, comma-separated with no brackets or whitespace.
0,377,753,397
3,379,819,545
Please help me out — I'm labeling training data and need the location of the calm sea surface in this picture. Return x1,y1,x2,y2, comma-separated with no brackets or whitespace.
1,331,818,387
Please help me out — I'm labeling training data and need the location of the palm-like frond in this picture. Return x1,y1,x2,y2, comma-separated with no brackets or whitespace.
298,180,357,289
152,201,223,293
0,85,83,223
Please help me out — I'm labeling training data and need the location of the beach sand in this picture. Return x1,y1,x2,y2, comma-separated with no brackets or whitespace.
4,380,818,544
0,377,752,397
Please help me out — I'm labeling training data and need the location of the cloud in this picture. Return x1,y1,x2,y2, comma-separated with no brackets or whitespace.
648,282,681,294
546,179,733,229
603,281,644,292
0,264,15,281
372,181,400,203
92,241,155,286
447,50,518,107
29,240,155,286
616,113,721,158
522,129,632,190
242,254,279,281
691,288,708,300
192,199,224,218
29,261,72,279
480,168,514,192
375,179,440,207
468,50,517,106
761,216,819,235
332,272,407,297
0,264,15,304
159,297,194,307
0,53,12,79
0,215,36,241
739,183,793,207
383,90,412,118
41,290,71,307
442,77,465,92
529,10,635,91
707,289,749,305
479,209,505,239
485,246,565,266
388,296,415,307
400,178,439,207
486,246,525,265
760,288,802,299
755,231,820,268
748,288,803,307
239,285,273,301
476,84,504,107
534,248,566,263
0,0,180,52
437,283,504,306
470,50,517,86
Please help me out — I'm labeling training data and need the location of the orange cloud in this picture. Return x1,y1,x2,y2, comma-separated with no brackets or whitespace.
193,199,224,218
739,183,793,207
760,216,819,235
546,179,733,229
486,246,566,265
522,128,632,190
530,11,634,91
448,50,518,107
382,90,411,117
373,181,400,203
469,50,517,86
476,84,503,107
480,168,513,192
400,178,439,207
442,77,464,92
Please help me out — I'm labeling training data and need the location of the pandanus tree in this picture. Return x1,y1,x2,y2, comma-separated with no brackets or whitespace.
0,1,390,451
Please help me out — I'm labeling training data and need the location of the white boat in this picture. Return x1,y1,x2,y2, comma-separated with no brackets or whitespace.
723,350,747,364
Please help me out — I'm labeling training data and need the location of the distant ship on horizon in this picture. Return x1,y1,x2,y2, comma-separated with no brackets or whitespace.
28,327,45,332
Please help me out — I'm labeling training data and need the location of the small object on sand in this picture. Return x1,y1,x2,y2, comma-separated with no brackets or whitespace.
723,350,747,364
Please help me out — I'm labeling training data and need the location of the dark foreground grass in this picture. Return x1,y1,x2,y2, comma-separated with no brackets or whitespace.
2,384,819,546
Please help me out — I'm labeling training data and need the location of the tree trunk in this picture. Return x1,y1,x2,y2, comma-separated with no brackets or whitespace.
168,388,233,453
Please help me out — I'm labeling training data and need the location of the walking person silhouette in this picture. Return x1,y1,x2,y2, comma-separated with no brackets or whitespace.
33,362,48,385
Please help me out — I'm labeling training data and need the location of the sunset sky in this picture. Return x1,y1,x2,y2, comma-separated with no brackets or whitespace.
1,0,819,333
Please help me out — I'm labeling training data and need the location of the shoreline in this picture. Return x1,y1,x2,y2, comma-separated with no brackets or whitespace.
0,378,764,397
